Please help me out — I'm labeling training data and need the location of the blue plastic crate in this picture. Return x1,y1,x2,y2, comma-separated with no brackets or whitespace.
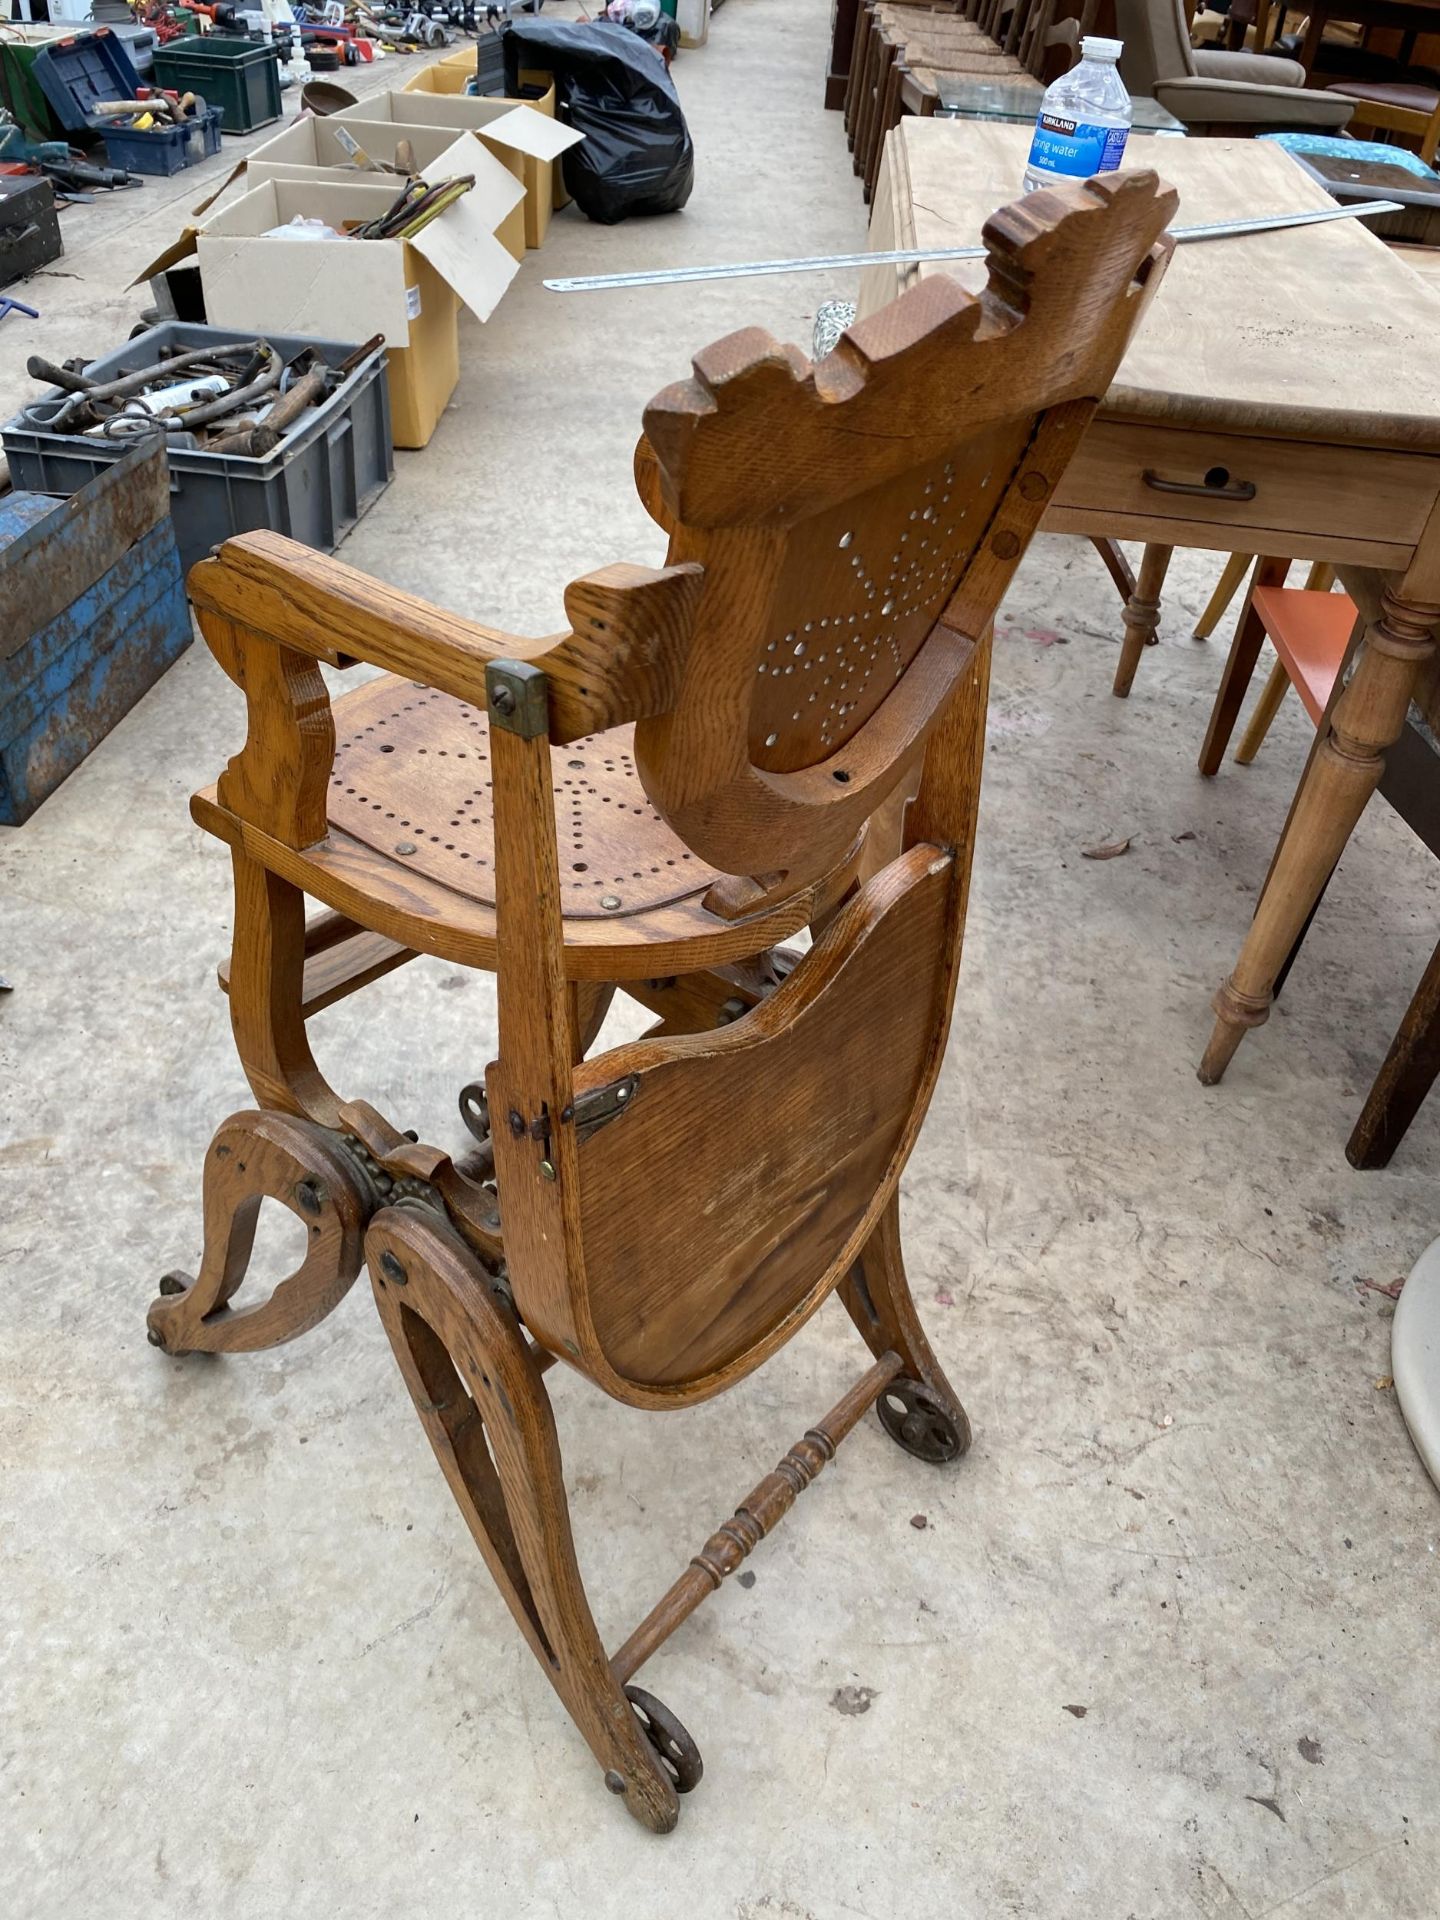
32,28,146,134
104,103,223,176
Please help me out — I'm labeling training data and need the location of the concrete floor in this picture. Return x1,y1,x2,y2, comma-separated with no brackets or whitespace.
3,4,1440,1914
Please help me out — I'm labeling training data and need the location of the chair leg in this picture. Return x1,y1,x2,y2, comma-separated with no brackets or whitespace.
1090,535,1136,604
1192,551,1254,640
1347,935,1440,1169
147,1109,373,1355
227,849,342,1127
853,16,881,171
1198,556,1290,775
568,981,616,1061
841,1191,972,1462
844,0,872,140
1113,542,1174,697
1234,654,1292,765
366,1206,684,1834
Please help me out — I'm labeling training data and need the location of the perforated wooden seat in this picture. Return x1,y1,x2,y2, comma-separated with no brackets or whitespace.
191,670,840,979
327,678,718,922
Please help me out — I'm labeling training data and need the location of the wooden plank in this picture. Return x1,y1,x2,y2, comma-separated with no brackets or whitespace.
1041,502,1415,569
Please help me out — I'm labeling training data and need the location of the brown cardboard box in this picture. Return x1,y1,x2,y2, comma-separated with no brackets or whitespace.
385,257,460,448
132,139,520,449
351,87,580,250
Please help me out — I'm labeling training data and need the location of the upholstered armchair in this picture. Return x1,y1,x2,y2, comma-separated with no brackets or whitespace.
1116,0,1354,132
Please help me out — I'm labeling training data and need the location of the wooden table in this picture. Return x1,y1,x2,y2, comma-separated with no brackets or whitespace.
862,119,1440,1083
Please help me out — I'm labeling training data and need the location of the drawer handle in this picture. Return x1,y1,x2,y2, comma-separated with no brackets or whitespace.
1142,466,1257,502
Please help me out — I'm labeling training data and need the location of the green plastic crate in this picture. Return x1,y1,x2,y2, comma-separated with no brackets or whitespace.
0,43,63,140
152,35,282,135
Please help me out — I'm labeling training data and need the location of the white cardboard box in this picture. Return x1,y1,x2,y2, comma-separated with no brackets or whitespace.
196,137,519,337
241,116,529,263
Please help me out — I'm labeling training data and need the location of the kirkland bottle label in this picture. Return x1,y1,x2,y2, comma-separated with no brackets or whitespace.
1027,114,1129,179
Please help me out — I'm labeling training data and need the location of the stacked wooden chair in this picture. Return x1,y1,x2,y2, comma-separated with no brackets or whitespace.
846,0,1089,199
148,172,1176,1832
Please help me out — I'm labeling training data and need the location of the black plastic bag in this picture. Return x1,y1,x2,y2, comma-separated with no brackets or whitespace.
503,18,694,224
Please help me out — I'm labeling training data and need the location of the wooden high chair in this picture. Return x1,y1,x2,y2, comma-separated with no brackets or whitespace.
147,172,1175,1832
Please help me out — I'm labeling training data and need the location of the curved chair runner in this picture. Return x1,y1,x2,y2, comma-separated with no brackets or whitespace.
148,172,1176,1832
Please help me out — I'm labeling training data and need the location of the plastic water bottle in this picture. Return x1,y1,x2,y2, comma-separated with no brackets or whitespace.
1023,38,1132,194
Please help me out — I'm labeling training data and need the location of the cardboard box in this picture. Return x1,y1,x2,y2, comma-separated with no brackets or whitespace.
401,46,477,95
244,115,528,262
133,136,521,449
340,88,580,251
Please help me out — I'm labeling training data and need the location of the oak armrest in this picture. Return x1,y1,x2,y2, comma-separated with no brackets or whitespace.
190,531,705,745
189,530,538,704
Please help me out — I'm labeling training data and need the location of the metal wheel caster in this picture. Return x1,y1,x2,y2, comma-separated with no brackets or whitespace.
877,1378,965,1463
625,1684,703,1794
146,1272,194,1347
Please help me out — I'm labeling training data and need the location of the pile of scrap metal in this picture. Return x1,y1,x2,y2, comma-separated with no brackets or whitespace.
260,167,475,234
340,0,549,57
128,0,194,46
352,169,474,235
18,333,381,457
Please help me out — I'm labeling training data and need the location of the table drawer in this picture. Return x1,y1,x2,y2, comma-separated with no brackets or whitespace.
1052,421,1440,550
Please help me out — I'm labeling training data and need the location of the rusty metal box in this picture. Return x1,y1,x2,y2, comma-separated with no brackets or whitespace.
0,439,191,825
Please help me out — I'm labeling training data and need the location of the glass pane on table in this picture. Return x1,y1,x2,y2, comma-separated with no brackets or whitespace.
934,78,1185,134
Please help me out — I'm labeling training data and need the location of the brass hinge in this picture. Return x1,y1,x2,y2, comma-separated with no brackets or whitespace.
562,1075,640,1143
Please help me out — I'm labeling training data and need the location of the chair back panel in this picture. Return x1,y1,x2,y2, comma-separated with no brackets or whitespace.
574,845,953,1390
1115,0,1195,91
632,170,1178,892
747,421,1030,773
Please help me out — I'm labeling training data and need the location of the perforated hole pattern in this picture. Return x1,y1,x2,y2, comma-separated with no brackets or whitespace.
327,684,712,921
749,426,1025,775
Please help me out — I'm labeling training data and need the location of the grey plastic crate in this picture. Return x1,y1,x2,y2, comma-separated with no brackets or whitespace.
1,323,393,578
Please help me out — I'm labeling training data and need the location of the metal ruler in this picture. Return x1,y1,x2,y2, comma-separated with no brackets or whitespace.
543,198,1403,294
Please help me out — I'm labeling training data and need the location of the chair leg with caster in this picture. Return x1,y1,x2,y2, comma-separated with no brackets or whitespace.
366,1206,684,1833
841,1193,971,1463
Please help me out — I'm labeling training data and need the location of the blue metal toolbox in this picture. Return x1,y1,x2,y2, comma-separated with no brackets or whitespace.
0,438,191,825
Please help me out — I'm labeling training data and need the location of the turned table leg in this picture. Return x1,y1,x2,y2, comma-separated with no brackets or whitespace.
1113,541,1174,697
1199,586,1439,1085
